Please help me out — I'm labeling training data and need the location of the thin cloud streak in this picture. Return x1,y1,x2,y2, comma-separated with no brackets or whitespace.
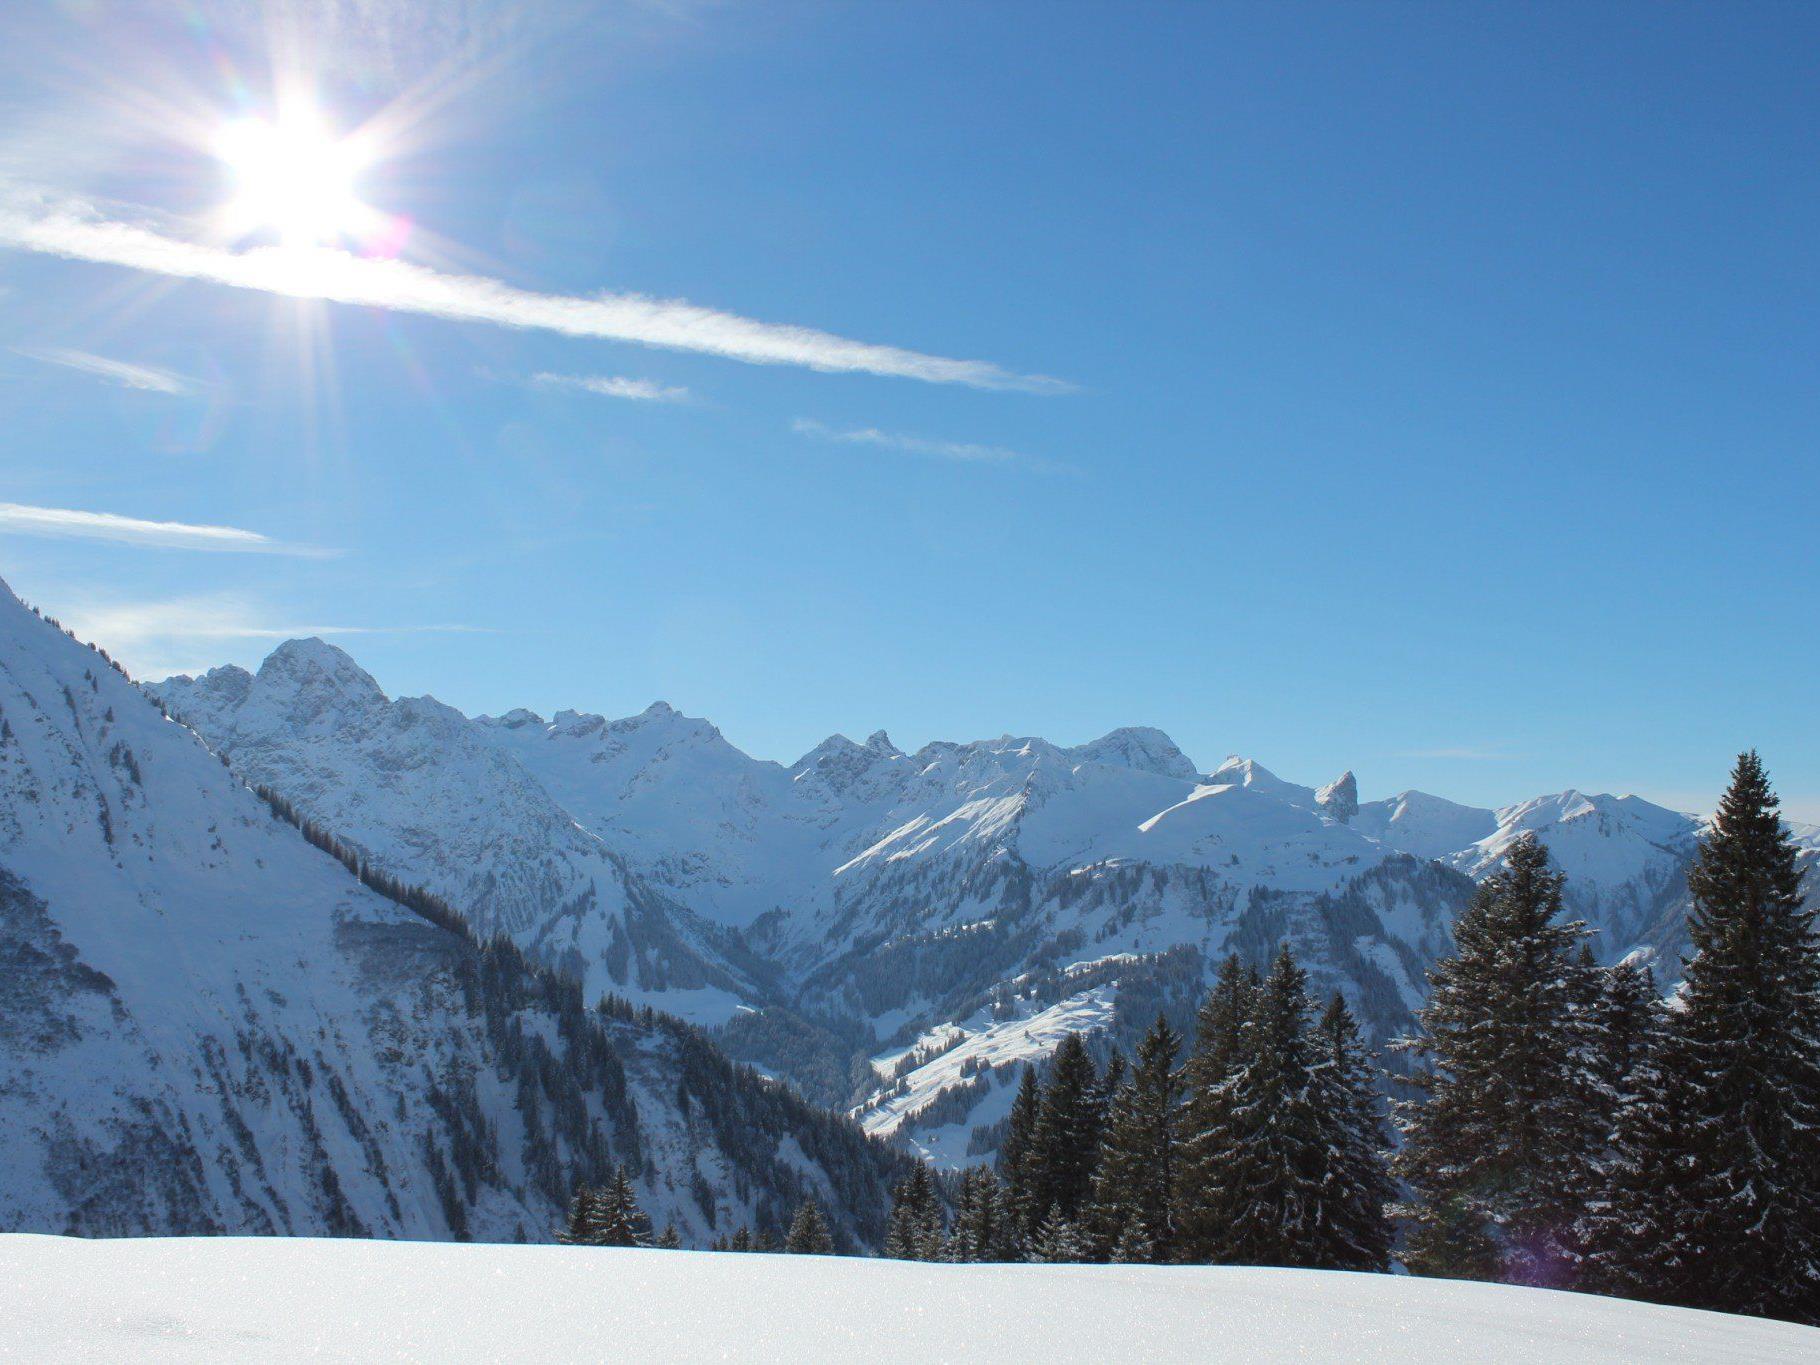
0,187,1070,392
14,346,200,395
52,592,486,682
532,372,690,403
0,502,333,557
792,417,1075,474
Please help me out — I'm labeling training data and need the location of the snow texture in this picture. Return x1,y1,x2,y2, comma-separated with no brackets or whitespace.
2,1233,1813,1363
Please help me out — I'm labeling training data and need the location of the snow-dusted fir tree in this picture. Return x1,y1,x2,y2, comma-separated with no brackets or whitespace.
556,1184,605,1245
1392,835,1593,1285
948,1166,1011,1262
997,1064,1043,1247
1030,1205,1090,1263
1174,954,1256,1261
1086,1015,1180,1260
883,1164,944,1261
784,1197,834,1255
1195,945,1352,1268
593,1166,653,1248
1029,1033,1104,1224
1588,753,1820,1323
1313,994,1394,1271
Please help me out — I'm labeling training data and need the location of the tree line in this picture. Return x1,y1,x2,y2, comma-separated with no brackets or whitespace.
866,751,1819,1326
546,752,1817,1327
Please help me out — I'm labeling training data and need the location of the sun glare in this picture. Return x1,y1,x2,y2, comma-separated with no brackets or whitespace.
215,107,371,246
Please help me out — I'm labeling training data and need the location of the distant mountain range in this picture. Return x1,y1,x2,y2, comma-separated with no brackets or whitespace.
145,632,1819,1167
0,582,909,1242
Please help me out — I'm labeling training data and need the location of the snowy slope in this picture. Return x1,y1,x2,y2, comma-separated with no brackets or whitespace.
0,584,904,1245
4,1234,1814,1364
154,648,770,1023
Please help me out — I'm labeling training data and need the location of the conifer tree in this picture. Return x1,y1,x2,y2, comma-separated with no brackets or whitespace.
1031,1205,1089,1263
884,1164,944,1261
1392,836,1593,1285
1199,945,1346,1268
1086,1014,1180,1260
728,1225,753,1252
1589,754,1820,1323
591,1164,653,1248
948,1166,1008,1263
1109,1218,1155,1264
556,1184,604,1245
1175,954,1256,1260
784,1197,835,1255
997,1064,1043,1245
1313,993,1394,1271
656,1224,682,1250
1030,1034,1103,1223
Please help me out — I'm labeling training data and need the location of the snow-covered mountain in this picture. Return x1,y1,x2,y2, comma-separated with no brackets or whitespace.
0,583,907,1244
153,647,773,1023
150,635,1818,1168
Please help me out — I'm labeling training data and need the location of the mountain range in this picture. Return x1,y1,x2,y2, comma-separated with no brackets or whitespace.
145,631,1819,1166
0,582,909,1242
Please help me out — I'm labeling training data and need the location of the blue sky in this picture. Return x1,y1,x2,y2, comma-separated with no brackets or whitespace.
0,1,1815,818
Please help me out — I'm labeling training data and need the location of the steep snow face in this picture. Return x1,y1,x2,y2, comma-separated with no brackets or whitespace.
2,588,901,1245
1448,791,1701,958
153,653,763,1022
1065,726,1200,782
1353,789,1500,860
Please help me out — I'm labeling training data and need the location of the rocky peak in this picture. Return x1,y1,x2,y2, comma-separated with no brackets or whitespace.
1316,770,1359,823
1069,726,1198,782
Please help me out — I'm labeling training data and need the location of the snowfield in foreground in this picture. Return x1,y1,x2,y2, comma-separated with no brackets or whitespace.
3,1235,1814,1363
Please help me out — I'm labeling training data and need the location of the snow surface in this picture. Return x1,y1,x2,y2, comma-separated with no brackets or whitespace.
3,1234,1813,1364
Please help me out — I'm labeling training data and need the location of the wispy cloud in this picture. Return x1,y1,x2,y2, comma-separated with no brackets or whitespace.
0,186,1069,393
0,502,332,557
13,345,200,396
51,591,486,681
792,417,1073,474
532,372,690,403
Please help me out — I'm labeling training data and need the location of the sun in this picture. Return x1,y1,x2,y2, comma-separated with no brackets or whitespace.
214,105,372,246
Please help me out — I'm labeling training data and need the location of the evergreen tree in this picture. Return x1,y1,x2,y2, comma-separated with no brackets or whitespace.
556,1184,604,1245
1590,754,1820,1323
1030,1034,1103,1223
1175,954,1256,1260
1593,957,1660,1106
1109,1218,1155,1264
784,1197,834,1255
883,1164,944,1261
1086,1014,1181,1260
948,1166,1009,1263
728,1225,753,1253
591,1165,653,1247
656,1224,682,1250
1313,993,1394,1271
997,1064,1043,1246
1031,1205,1089,1263
1392,836,1594,1285
1198,944,1343,1268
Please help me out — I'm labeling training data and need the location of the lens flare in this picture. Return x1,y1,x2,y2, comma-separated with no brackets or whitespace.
214,106,370,246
